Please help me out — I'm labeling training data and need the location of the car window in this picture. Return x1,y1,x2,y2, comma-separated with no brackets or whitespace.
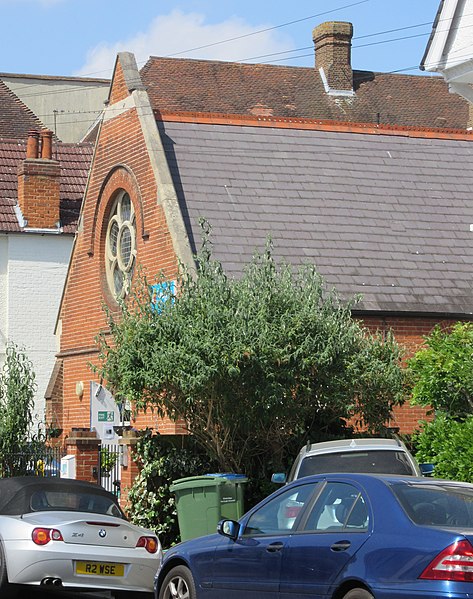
303,482,369,532
392,482,473,527
244,483,318,536
298,450,415,478
30,490,123,518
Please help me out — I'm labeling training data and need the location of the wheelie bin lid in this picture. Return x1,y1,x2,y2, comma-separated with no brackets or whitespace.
170,474,247,492
170,475,229,492
206,473,248,481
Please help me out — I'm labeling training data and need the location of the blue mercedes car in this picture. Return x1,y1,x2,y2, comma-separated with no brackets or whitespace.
155,473,473,599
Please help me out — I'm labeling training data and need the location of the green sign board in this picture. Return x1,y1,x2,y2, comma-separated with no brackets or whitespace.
98,411,115,422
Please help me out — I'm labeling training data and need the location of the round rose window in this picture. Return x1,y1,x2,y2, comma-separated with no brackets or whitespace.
105,191,136,300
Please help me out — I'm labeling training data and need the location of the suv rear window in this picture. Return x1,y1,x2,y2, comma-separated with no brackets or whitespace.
298,450,416,478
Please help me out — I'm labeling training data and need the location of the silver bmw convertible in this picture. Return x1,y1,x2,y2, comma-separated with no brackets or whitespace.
0,476,161,598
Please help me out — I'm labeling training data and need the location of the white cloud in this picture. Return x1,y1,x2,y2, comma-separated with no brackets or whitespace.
74,10,295,78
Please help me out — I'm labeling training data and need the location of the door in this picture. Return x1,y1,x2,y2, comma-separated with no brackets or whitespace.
209,482,319,599
280,481,371,599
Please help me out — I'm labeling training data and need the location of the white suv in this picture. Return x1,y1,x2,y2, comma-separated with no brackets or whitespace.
273,437,432,484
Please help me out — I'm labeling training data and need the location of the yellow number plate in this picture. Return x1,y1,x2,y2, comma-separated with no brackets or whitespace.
76,561,124,577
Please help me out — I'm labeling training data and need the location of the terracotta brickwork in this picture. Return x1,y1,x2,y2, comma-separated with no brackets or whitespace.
109,61,130,106
45,359,64,447
17,159,61,228
65,430,100,483
361,315,463,433
58,63,182,440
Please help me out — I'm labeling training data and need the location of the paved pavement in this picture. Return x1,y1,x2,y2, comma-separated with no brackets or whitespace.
17,588,113,598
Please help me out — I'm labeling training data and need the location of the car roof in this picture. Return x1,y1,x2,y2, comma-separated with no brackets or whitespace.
302,438,405,456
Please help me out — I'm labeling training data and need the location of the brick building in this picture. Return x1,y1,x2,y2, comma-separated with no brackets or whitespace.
49,21,473,486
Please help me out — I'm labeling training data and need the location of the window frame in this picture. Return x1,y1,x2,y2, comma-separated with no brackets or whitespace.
105,190,137,301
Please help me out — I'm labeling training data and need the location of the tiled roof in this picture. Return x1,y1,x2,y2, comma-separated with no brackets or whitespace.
0,138,93,233
158,118,473,316
0,80,45,138
141,57,469,129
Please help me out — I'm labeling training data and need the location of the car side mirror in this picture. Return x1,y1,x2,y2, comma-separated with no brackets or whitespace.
217,519,240,540
271,472,287,484
420,463,435,477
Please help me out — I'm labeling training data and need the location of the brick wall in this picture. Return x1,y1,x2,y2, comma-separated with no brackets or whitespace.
360,314,463,433
312,21,353,91
59,60,180,438
18,159,61,229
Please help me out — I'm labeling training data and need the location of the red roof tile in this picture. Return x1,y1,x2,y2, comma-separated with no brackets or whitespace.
140,57,468,129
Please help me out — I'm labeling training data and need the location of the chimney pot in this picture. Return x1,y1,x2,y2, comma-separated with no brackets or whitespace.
313,21,354,94
26,130,40,159
40,129,53,160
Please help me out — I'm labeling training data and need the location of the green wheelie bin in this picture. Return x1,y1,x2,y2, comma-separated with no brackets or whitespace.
170,473,248,542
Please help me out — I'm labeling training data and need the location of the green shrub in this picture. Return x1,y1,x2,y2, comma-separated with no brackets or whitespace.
126,430,216,548
413,414,473,482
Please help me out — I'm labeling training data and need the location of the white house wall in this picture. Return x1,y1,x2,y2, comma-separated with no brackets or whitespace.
441,2,473,73
0,236,7,357
2,233,72,428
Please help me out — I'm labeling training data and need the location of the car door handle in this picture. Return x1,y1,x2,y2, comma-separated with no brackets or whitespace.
331,540,351,552
266,542,284,552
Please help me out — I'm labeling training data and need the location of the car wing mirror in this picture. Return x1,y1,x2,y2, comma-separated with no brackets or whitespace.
271,472,287,484
217,519,240,540
420,463,435,477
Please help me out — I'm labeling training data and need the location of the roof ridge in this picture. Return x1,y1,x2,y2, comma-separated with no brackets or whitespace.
154,109,473,140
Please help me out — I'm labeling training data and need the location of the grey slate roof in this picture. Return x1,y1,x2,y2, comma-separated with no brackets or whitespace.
158,120,473,316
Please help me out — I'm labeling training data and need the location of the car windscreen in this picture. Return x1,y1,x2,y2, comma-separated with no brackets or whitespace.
391,482,473,527
297,450,416,478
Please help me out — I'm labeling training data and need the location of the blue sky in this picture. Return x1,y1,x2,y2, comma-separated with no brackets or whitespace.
1,0,441,79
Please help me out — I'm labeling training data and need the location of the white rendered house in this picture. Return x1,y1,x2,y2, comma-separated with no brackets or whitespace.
422,0,473,104
0,129,92,427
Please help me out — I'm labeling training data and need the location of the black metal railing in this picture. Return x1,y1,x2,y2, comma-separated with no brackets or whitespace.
98,444,122,497
0,447,65,478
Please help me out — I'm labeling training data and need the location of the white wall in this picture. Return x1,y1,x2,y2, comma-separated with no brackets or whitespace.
442,1,473,72
0,233,73,428
0,237,8,360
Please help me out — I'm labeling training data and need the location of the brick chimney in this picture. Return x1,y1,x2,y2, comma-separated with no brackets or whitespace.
18,129,61,229
313,21,354,96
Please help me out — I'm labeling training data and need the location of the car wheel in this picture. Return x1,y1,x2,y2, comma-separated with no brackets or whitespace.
0,543,16,599
342,589,374,599
159,565,197,599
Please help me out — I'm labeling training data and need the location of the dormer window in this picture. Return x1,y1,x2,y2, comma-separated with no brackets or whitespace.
105,190,136,300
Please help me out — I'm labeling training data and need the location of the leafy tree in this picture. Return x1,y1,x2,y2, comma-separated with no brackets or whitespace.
96,228,405,481
407,322,473,418
413,414,473,483
0,343,38,475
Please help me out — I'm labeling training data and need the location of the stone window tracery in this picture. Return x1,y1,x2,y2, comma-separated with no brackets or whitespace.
105,190,136,300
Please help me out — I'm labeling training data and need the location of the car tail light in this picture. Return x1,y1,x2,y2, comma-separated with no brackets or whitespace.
420,540,473,581
136,536,159,553
32,527,64,546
